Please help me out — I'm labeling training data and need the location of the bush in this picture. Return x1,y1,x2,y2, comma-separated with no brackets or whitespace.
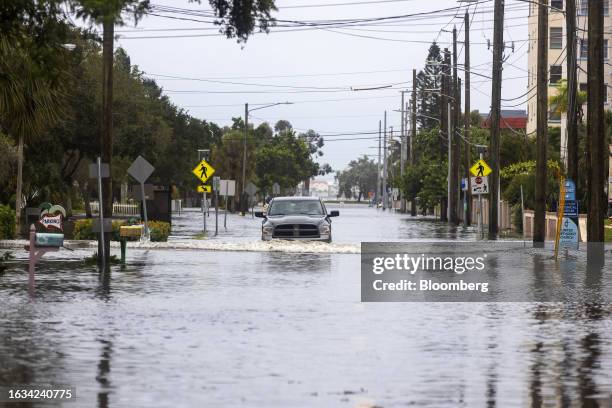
0,204,15,240
72,218,170,242
149,221,170,242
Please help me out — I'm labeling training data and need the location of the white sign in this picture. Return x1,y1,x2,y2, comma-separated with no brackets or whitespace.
470,176,489,195
220,179,236,197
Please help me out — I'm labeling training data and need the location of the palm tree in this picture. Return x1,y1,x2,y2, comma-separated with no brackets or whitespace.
548,79,587,121
0,37,66,233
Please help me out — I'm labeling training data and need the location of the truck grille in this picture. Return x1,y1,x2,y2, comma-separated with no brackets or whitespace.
273,224,320,238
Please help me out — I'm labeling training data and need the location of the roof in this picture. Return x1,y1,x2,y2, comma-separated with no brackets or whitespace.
480,110,528,129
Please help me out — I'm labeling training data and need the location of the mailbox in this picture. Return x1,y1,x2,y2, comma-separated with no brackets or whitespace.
35,233,64,247
120,225,144,239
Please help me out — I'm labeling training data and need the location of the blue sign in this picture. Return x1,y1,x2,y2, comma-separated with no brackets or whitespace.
461,178,467,191
564,179,576,201
563,200,578,217
559,217,579,249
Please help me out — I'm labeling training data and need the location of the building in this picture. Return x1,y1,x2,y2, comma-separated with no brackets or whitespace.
526,0,611,166
480,110,528,129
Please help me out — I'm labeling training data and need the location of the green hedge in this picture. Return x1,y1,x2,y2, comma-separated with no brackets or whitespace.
73,219,170,242
0,205,15,240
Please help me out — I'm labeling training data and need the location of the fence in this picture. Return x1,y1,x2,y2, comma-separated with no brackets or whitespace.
523,210,588,242
90,202,139,216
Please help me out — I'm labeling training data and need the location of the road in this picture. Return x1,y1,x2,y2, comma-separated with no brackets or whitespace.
0,205,611,407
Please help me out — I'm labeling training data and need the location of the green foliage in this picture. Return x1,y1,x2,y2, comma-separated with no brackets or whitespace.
336,156,377,201
73,218,170,242
84,252,121,265
0,204,15,239
149,221,170,242
0,251,14,274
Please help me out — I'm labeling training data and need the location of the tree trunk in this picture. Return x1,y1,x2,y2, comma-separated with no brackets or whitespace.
14,133,24,235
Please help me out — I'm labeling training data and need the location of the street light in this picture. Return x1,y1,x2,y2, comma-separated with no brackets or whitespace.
241,101,293,212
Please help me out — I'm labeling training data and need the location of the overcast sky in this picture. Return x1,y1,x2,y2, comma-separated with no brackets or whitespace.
113,0,529,178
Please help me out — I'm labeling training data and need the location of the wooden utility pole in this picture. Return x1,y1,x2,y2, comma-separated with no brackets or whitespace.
587,0,606,265
534,0,548,247
464,10,472,226
400,90,406,212
440,49,450,222
376,120,381,205
450,26,460,224
566,0,578,186
383,111,388,210
456,77,462,223
100,17,114,264
411,69,417,216
488,0,504,238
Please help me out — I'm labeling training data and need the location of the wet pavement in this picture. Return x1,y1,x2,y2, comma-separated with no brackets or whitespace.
1,205,612,407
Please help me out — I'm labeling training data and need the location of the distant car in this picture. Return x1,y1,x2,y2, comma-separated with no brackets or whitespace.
255,196,339,242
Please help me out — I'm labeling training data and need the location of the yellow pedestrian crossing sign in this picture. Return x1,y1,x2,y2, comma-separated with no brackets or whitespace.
197,185,212,193
470,159,492,177
192,159,215,183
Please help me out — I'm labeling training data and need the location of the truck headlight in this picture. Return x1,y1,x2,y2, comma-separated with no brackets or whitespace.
319,224,330,234
263,225,274,234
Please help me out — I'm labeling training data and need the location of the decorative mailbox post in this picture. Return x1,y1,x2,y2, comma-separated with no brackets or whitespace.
25,205,66,288
119,225,144,264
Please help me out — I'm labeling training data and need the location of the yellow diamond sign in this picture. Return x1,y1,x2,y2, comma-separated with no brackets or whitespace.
192,159,215,183
470,159,492,177
197,185,212,193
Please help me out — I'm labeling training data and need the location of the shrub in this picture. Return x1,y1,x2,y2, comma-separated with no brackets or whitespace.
0,204,15,240
73,218,170,242
149,221,170,242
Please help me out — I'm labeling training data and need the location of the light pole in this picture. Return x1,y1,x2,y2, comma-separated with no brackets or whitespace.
242,102,293,213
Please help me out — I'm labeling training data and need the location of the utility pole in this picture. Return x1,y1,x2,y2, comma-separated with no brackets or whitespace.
376,120,381,206
439,50,450,222
464,10,472,226
100,17,114,265
488,0,504,238
382,111,388,210
587,0,606,266
534,0,548,247
566,0,578,186
456,77,462,223
400,90,406,212
411,69,418,217
449,26,460,224
242,103,248,213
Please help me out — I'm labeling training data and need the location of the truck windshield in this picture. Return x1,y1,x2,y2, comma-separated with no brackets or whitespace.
268,200,324,216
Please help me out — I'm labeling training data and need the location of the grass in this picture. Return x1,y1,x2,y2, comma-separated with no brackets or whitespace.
606,218,612,242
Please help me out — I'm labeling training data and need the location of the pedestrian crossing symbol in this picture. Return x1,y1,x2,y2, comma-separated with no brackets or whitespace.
470,159,492,177
192,159,215,183
197,185,212,193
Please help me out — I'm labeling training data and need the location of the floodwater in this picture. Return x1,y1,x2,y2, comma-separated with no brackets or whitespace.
1,205,611,407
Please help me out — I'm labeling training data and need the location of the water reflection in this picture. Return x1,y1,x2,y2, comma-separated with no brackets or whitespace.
96,338,113,408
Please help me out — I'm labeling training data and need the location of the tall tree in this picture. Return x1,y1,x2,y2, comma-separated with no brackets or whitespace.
416,42,443,130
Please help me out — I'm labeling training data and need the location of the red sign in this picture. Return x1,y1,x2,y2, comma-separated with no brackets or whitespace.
475,176,482,184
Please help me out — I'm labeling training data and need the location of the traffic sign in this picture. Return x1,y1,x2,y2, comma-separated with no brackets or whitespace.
192,159,215,184
220,180,236,196
272,182,280,195
470,176,489,195
470,159,492,177
128,156,155,184
197,185,212,193
213,176,221,192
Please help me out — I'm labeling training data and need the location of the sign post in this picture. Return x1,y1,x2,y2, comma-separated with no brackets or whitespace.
272,182,280,196
89,157,109,265
470,155,491,239
127,156,155,242
192,158,216,234
213,176,220,236
558,179,579,256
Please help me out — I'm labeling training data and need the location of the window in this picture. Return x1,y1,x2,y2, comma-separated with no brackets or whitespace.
551,0,563,11
550,27,563,49
580,39,609,60
580,83,587,93
550,65,563,84
549,109,561,122
579,0,610,15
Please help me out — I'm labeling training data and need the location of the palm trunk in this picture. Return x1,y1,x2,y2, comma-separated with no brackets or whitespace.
15,133,24,235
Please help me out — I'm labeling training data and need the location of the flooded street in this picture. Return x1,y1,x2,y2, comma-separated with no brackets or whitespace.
1,206,612,407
